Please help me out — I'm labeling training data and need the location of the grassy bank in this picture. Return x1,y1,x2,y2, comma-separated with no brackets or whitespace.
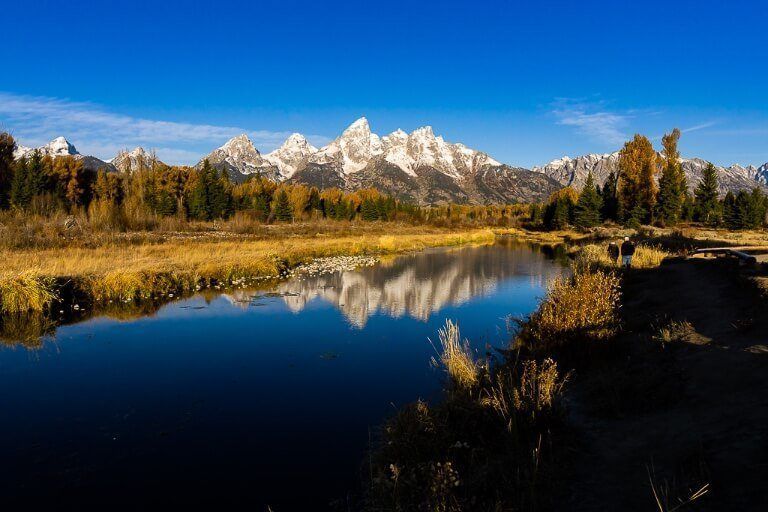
366,263,624,510
0,226,498,314
364,234,681,510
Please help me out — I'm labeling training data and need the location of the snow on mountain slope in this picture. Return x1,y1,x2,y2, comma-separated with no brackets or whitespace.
264,133,317,179
756,162,768,185
196,134,280,182
310,117,383,174
199,118,557,203
111,147,164,173
534,152,768,194
13,137,116,172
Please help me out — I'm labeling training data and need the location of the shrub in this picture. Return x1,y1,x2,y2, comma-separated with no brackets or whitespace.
517,268,621,351
0,271,57,313
430,320,480,391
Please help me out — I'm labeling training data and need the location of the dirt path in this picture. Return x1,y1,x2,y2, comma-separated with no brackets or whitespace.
563,259,768,511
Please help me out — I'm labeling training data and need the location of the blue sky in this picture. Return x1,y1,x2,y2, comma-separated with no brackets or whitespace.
1,0,766,167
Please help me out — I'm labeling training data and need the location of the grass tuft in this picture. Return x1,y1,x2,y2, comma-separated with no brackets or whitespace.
0,271,57,313
517,268,621,352
431,320,480,391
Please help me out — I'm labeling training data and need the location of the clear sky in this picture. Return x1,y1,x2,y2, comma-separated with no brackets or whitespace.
1,0,766,167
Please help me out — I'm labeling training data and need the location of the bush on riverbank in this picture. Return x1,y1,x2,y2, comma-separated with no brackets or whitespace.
366,267,622,511
368,321,569,511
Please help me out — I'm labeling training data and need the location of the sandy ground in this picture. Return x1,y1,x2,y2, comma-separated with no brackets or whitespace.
563,259,768,511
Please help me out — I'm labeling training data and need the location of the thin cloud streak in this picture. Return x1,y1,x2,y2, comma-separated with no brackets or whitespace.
551,99,629,146
681,121,717,134
0,92,330,164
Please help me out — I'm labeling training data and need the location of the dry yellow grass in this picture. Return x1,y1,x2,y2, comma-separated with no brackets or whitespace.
576,243,670,270
431,319,480,390
517,268,621,351
0,228,496,313
0,271,58,313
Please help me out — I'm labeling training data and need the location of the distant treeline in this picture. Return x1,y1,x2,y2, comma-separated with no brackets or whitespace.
0,132,527,229
533,129,768,230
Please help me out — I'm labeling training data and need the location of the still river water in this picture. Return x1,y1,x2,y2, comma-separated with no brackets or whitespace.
0,239,568,510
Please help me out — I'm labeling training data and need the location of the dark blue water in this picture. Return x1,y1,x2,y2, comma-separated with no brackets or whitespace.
0,240,567,510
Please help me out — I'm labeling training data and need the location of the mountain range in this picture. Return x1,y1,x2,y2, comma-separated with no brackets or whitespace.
195,118,560,204
11,118,768,203
532,152,768,194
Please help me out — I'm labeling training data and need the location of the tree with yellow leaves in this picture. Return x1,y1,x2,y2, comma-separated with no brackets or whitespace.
618,134,657,224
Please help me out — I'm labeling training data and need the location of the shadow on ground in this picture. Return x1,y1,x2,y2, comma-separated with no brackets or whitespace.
562,258,768,511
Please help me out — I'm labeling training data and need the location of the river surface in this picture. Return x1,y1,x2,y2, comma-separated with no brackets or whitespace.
0,240,567,510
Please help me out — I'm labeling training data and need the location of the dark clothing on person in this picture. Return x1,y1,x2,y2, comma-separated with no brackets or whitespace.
621,240,636,256
607,243,620,262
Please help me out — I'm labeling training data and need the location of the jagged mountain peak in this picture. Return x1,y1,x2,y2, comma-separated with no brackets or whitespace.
534,151,767,194
111,147,162,173
757,162,768,185
346,117,370,131
264,133,318,179
221,133,256,152
12,136,116,173
411,125,435,139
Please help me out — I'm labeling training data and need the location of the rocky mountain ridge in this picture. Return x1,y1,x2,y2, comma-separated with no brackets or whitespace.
13,137,116,173
11,125,768,203
533,152,768,195
197,118,559,204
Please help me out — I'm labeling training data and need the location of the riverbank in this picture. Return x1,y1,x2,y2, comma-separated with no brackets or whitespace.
0,225,504,314
366,236,768,510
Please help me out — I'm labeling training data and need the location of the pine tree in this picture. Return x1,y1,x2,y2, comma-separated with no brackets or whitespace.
208,168,231,219
273,190,293,222
543,187,578,230
188,163,212,221
360,198,379,221
574,171,603,228
10,156,29,208
694,163,720,224
656,128,685,226
722,191,737,229
0,132,15,209
600,170,620,221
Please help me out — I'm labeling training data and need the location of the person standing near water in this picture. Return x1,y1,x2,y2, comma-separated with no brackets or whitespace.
621,237,635,267
607,242,620,265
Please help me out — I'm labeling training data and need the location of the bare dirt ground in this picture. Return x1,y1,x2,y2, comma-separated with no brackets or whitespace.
563,259,768,511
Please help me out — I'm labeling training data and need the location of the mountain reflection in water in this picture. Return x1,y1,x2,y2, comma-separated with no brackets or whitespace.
227,240,569,328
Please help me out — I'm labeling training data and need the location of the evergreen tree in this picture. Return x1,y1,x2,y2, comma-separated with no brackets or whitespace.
734,191,752,229
694,163,720,224
528,203,543,225
208,168,231,219
600,170,620,221
273,190,293,222
655,128,685,226
722,191,737,229
543,187,578,230
253,194,271,221
0,132,15,209
10,156,29,208
360,198,379,221
188,163,212,220
574,171,603,228
308,187,321,215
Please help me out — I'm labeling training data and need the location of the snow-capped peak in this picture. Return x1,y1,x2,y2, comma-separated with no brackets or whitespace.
12,136,79,159
111,147,160,173
312,117,383,174
346,117,370,131
45,136,79,156
264,133,318,178
221,133,255,152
